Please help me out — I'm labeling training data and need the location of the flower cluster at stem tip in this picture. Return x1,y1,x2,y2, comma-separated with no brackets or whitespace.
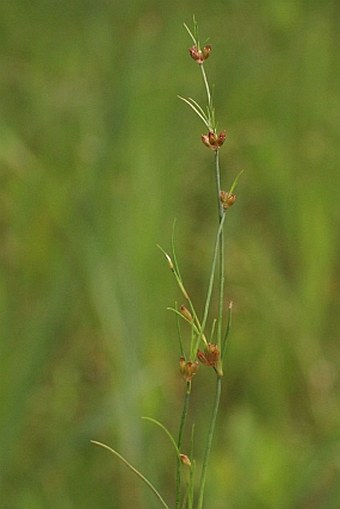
201,130,227,151
197,343,220,369
179,357,199,382
188,44,211,64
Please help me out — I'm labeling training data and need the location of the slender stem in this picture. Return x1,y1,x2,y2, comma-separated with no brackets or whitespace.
175,302,185,358
200,64,212,114
195,212,225,355
188,426,196,509
215,150,225,352
176,381,192,509
196,376,222,509
197,140,225,509
221,301,233,360
199,154,225,509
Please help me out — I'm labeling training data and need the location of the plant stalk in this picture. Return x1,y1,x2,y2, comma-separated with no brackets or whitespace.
195,212,226,356
176,381,192,509
215,150,225,353
199,65,212,117
196,375,222,509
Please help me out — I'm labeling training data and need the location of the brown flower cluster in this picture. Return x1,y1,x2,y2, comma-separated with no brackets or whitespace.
188,44,211,64
197,343,220,368
179,357,199,382
220,190,237,209
201,130,227,150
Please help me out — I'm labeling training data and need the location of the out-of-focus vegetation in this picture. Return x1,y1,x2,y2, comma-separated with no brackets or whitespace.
1,1,339,508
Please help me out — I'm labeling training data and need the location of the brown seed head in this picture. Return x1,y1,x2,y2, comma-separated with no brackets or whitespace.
220,190,237,209
217,130,227,147
189,45,212,64
180,305,193,322
179,453,192,467
201,130,226,150
202,45,212,60
208,131,218,148
197,343,220,368
179,357,199,382
188,46,202,63
201,133,211,148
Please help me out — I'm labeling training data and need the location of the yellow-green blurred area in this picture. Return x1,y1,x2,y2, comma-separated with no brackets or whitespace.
1,0,339,508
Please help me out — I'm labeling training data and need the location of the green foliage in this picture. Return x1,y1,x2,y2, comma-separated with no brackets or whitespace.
1,1,339,508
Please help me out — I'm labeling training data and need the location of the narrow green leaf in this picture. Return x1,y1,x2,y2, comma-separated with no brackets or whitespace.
187,97,207,119
157,243,175,272
142,417,180,457
183,22,197,46
192,15,199,45
209,318,217,343
175,301,185,358
91,441,170,509
177,95,211,129
167,307,201,338
221,301,233,360
171,219,182,280
228,169,244,195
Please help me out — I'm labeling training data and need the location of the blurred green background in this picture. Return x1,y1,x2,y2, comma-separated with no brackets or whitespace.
1,1,339,508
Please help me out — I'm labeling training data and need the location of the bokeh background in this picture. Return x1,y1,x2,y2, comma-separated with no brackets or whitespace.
1,1,339,508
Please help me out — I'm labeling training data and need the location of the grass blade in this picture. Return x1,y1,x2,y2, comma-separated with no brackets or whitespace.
142,416,180,456
177,95,211,129
91,440,170,509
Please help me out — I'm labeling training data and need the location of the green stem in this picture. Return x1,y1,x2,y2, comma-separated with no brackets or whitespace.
195,212,225,355
221,301,233,360
200,64,212,116
197,143,225,509
215,150,225,352
176,381,192,509
197,376,222,509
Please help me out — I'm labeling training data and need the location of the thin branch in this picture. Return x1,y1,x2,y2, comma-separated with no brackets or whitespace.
91,441,170,509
